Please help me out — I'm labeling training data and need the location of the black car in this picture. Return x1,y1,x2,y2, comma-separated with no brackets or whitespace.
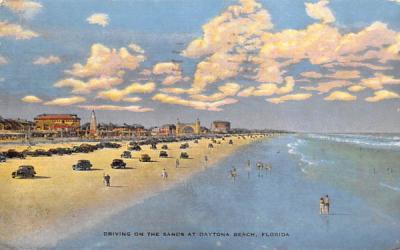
72,160,92,171
229,139,233,144
5,149,25,159
161,144,168,150
12,165,36,178
121,151,132,158
180,143,189,149
139,154,151,162
0,154,6,162
159,151,168,158
32,149,52,157
180,152,189,159
129,145,142,151
111,159,127,169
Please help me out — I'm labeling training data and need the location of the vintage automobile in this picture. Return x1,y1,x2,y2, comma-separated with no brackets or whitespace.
32,149,52,157
180,143,189,149
139,154,151,162
12,165,36,178
159,151,168,158
180,152,189,159
72,160,92,171
0,153,6,162
194,140,199,144
121,151,132,158
208,143,214,148
161,144,168,150
150,143,157,150
129,144,142,151
5,149,25,159
229,139,234,144
111,159,127,169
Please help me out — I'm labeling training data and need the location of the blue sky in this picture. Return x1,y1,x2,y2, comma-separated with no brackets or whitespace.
0,0,399,132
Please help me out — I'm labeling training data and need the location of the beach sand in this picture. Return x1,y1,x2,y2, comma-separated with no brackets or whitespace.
0,136,262,248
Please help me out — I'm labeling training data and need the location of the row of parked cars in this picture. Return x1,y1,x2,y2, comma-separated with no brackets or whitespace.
1,142,122,162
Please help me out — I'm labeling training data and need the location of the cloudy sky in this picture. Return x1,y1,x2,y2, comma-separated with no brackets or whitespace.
0,0,399,132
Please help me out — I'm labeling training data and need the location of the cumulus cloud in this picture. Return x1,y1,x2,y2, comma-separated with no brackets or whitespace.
301,80,351,94
66,43,145,78
365,90,400,102
348,85,366,93
78,105,153,112
324,91,357,101
96,82,156,101
44,96,86,106
305,0,335,24
152,93,238,111
300,71,322,79
87,13,109,27
191,82,241,101
238,77,295,97
0,21,38,39
21,95,42,103
327,70,360,80
360,73,400,90
3,0,42,18
266,93,312,104
54,77,124,94
152,62,180,75
33,55,61,65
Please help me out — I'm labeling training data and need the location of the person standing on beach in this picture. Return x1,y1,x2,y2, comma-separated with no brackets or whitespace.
324,195,330,214
162,168,168,180
104,174,111,187
319,197,325,215
204,155,208,167
175,158,180,168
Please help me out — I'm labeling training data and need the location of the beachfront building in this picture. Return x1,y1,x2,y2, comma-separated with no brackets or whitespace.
97,123,149,138
176,119,201,135
211,121,231,133
34,114,81,136
0,117,34,140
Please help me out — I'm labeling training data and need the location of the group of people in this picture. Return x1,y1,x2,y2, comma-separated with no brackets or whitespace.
319,195,330,215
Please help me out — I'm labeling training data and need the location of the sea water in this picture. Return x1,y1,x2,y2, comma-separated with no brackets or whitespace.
56,135,400,250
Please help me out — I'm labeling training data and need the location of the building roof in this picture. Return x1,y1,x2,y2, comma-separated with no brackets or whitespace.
35,114,80,120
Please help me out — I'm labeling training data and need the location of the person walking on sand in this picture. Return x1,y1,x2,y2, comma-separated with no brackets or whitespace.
230,167,237,182
162,168,168,180
104,174,111,187
319,197,325,215
175,158,180,168
204,155,208,166
324,195,330,214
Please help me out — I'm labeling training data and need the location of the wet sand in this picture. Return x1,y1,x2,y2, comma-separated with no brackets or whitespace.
0,136,262,248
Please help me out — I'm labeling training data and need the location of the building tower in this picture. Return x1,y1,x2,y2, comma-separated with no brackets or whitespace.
194,118,200,134
89,110,97,136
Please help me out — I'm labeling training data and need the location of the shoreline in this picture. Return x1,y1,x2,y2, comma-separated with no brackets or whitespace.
0,135,268,248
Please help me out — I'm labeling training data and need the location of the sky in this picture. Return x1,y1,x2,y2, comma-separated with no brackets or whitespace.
0,0,399,132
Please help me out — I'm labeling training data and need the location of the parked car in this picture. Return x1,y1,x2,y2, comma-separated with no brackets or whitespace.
150,143,157,150
180,143,189,149
161,144,168,150
32,149,52,157
121,151,132,158
194,140,199,144
180,152,189,159
159,151,168,158
129,145,142,151
111,159,127,169
0,154,6,162
139,154,151,162
12,165,36,178
5,149,25,159
229,139,233,144
72,160,92,171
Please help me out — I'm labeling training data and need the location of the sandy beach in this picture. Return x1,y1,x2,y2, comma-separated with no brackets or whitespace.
0,136,262,248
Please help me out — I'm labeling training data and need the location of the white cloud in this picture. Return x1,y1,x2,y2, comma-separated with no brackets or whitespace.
21,95,42,103
348,85,366,93
44,96,86,106
266,93,312,104
96,82,156,101
66,43,145,78
87,13,109,27
33,55,61,65
78,105,153,112
305,0,335,24
152,93,238,111
0,21,38,40
191,82,241,101
3,0,42,18
324,91,357,101
0,56,8,65
360,73,400,90
237,77,295,97
54,77,124,94
153,62,180,75
301,80,351,94
365,90,400,102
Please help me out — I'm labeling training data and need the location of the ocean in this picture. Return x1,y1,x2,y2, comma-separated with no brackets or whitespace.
56,134,400,250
